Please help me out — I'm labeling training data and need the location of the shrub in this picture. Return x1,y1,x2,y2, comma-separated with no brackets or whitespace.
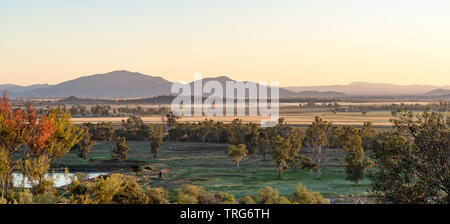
242,186,293,204
255,186,285,204
172,184,236,204
69,173,150,204
93,174,127,203
172,184,206,204
94,174,149,204
214,192,236,204
145,187,169,204
290,183,329,204
16,190,33,204
33,191,58,204
111,176,149,204
198,193,217,204
33,179,57,195
239,195,256,204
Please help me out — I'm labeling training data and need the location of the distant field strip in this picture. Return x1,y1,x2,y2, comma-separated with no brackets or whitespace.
71,112,393,127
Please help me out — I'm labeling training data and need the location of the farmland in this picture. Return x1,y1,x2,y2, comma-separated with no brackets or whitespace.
69,106,398,128
52,141,372,199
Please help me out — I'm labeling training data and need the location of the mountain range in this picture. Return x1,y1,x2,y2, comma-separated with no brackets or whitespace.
285,82,450,96
1,70,449,98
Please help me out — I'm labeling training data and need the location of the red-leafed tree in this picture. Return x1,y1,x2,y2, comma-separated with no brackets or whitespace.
0,93,80,200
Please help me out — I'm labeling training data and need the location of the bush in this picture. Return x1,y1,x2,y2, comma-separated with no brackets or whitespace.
198,193,217,204
111,177,149,204
33,179,56,195
94,174,149,204
172,184,236,204
239,195,256,204
255,186,289,204
214,192,236,204
16,190,33,204
145,187,169,204
241,186,293,204
172,184,205,204
69,173,150,204
290,183,329,204
69,180,94,196
33,192,58,204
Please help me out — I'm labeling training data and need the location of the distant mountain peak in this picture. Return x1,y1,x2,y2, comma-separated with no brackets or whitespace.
197,76,234,82
103,70,145,76
424,88,450,97
14,71,173,98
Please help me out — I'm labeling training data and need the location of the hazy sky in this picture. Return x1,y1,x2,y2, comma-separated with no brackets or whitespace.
1,0,450,86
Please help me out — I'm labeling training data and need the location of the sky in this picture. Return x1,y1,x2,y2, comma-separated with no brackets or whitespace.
1,0,450,87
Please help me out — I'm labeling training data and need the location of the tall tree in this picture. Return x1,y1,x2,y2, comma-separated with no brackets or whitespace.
21,108,80,190
72,126,96,160
359,121,377,152
0,94,80,199
118,116,149,140
149,125,163,159
83,122,114,141
339,126,373,187
198,119,215,142
271,135,300,180
112,137,129,163
303,117,332,180
166,111,180,129
371,107,449,204
258,128,271,161
227,144,248,168
245,124,259,157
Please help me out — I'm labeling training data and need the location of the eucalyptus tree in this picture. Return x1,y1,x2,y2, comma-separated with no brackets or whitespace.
303,117,332,180
371,107,449,204
227,144,248,168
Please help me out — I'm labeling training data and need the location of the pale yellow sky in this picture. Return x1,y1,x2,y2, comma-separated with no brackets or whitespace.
1,1,450,86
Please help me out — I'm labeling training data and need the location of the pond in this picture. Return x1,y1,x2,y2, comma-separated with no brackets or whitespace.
12,172,109,188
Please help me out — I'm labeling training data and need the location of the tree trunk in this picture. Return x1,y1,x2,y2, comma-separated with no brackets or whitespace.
4,172,9,200
277,165,283,180
153,151,157,159
315,146,322,180
355,180,359,188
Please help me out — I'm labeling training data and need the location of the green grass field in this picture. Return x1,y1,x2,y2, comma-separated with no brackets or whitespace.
53,141,372,199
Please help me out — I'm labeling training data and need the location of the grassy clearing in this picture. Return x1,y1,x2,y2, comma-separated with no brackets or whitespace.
53,141,371,199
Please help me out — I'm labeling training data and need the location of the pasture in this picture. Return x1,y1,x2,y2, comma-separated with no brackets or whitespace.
52,141,372,199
